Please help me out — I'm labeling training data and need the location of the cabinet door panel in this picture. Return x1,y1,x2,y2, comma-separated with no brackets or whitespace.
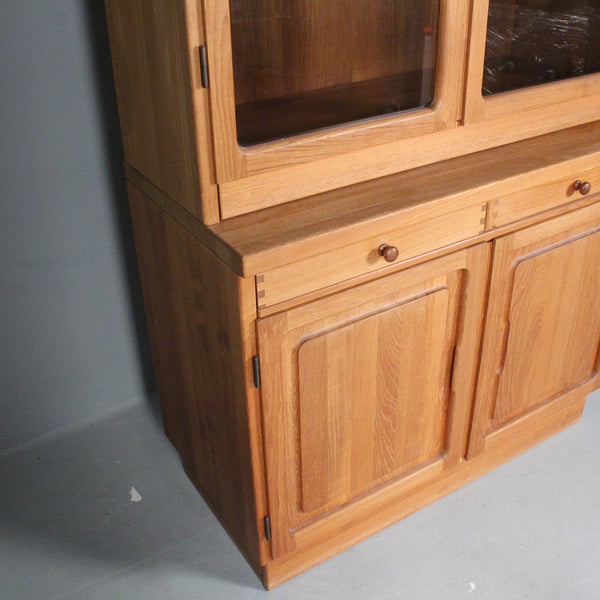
298,287,452,513
258,245,489,558
495,233,600,426
469,204,600,456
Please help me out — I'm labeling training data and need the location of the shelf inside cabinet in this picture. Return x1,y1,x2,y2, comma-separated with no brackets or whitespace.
235,71,434,146
228,0,440,145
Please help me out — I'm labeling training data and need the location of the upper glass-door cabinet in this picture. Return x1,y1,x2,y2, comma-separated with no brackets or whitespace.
465,0,600,125
203,0,470,186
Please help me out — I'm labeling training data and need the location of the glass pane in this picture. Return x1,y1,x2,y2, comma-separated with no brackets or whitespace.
484,0,600,96
229,1,440,146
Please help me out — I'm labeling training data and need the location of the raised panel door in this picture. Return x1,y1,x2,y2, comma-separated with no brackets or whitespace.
469,203,600,456
257,244,489,558
297,287,451,514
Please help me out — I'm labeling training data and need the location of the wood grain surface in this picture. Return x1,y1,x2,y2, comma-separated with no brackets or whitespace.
257,244,489,559
469,202,600,456
127,183,268,572
104,0,220,223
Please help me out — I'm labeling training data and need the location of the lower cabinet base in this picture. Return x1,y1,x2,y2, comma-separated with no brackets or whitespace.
129,183,598,590
260,388,587,589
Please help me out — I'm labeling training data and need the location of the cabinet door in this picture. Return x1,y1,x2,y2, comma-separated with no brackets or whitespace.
469,204,600,457
257,245,489,558
204,0,470,188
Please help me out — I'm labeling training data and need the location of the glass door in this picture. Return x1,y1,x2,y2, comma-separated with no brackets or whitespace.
465,0,600,124
204,0,470,193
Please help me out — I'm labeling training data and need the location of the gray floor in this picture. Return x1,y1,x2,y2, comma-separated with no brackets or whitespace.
2,391,599,600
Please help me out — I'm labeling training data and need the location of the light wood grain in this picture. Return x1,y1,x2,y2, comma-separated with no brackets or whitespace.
490,164,600,228
210,122,600,275
469,202,600,457
263,389,586,589
127,182,267,572
106,0,600,222
184,0,221,224
463,0,494,124
124,123,600,279
219,98,600,216
203,0,244,182
465,0,600,125
104,0,219,224
256,203,485,309
106,2,600,589
298,287,453,513
494,236,600,423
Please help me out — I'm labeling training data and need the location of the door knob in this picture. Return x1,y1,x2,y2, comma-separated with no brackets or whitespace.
573,180,592,195
378,244,399,263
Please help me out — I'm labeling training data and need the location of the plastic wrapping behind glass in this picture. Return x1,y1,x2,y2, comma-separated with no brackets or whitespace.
484,0,600,96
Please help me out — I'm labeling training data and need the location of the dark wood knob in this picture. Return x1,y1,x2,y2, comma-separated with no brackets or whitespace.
378,244,399,263
574,180,592,195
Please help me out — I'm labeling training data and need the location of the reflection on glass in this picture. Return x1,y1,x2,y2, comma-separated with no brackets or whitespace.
484,0,600,95
229,1,440,146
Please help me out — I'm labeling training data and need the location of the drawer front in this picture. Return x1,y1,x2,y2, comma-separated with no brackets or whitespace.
489,166,600,229
256,203,486,310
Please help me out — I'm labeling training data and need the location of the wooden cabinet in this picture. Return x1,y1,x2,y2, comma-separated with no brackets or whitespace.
104,0,600,589
105,0,600,219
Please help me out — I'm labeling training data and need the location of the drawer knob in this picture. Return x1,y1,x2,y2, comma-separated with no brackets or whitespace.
378,244,399,263
574,180,592,195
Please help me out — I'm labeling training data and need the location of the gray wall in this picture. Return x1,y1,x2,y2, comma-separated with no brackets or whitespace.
0,0,154,453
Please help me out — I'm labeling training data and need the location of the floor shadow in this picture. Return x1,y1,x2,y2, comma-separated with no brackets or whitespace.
0,404,265,598
81,1,157,414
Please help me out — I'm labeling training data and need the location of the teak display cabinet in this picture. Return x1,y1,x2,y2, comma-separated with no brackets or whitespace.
105,0,600,589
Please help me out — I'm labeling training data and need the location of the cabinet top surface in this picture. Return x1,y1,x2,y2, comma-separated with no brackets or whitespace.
207,122,600,275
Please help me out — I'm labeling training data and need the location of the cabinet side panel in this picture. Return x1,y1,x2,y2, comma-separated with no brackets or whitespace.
127,183,263,571
105,0,219,223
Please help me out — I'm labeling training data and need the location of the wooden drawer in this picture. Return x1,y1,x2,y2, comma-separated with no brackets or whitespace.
256,203,486,310
488,165,600,229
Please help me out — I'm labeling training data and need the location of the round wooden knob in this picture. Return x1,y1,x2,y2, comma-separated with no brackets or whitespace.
574,180,592,195
378,244,399,263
